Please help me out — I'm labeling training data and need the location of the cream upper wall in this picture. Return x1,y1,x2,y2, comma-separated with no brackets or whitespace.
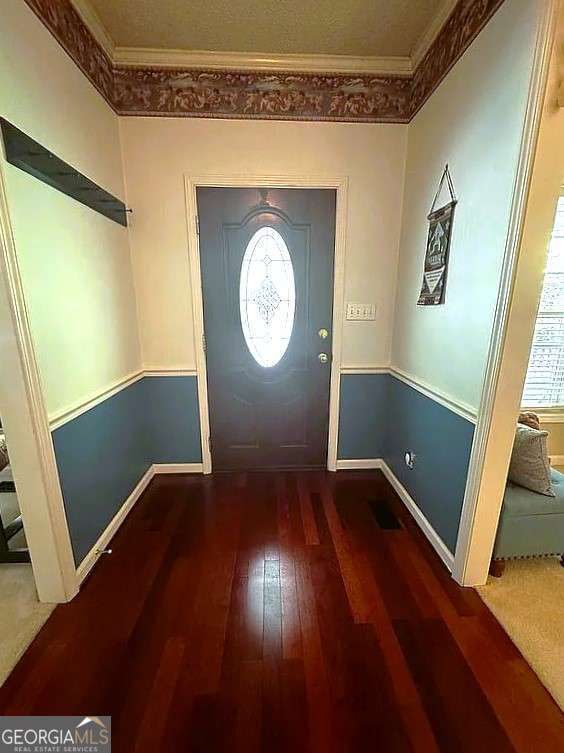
119,118,408,370
1,2,141,417
544,422,564,458
391,0,542,412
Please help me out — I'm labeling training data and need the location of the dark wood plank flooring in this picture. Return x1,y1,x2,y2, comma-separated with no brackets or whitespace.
1,470,562,752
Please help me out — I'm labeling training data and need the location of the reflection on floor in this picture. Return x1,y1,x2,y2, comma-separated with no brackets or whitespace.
1,471,563,752
0,564,53,686
477,558,564,710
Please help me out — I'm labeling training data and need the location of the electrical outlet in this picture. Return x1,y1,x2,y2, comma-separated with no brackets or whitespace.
346,302,376,321
404,451,416,470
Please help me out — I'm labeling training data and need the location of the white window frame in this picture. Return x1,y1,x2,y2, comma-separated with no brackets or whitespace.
521,191,564,417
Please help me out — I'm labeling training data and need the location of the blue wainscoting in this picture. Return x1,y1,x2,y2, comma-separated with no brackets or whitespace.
52,379,150,566
338,374,388,459
337,372,475,556
383,377,475,555
56,369,473,567
142,376,202,464
52,375,201,566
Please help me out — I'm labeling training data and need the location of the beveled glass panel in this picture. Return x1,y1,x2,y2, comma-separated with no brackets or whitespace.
240,226,295,367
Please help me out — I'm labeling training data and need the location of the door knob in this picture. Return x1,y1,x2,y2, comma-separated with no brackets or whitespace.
318,353,329,363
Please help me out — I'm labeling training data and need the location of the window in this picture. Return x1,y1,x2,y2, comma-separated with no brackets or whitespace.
522,196,564,407
239,226,296,368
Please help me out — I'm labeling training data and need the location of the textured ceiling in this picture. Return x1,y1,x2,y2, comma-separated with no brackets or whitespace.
87,0,443,57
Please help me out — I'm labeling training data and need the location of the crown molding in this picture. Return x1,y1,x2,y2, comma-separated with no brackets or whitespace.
113,47,413,75
69,0,115,59
411,0,459,69
45,0,463,77
22,0,509,122
23,0,114,106
410,0,506,119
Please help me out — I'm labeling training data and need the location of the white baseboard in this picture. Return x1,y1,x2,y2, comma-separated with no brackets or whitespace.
379,460,455,571
76,462,204,584
76,457,452,586
335,458,383,470
335,457,454,571
152,463,203,474
76,465,154,584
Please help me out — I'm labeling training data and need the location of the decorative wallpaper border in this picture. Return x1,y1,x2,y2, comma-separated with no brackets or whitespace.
23,0,114,104
410,0,506,118
112,68,413,122
23,0,506,122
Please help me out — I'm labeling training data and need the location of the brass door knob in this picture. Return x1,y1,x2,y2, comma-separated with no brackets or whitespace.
318,353,328,363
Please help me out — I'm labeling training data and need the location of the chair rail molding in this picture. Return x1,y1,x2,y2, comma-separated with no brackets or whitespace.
48,368,200,430
0,161,78,603
49,370,145,430
388,367,478,424
340,365,390,375
453,0,561,588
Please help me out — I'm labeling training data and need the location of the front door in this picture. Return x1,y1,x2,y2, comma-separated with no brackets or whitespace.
197,187,336,470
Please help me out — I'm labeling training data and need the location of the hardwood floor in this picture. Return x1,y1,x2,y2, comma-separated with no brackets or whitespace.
1,470,562,752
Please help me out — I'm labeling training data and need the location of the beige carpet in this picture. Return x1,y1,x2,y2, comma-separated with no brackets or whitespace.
477,558,564,710
0,466,53,684
0,564,54,685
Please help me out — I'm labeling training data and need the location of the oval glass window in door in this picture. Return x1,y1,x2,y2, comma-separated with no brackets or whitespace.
240,226,296,367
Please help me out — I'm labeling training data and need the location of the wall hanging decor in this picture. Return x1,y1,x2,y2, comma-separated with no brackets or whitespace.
418,165,457,306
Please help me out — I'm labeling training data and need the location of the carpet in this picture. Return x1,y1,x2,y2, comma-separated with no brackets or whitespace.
0,564,54,685
477,558,564,710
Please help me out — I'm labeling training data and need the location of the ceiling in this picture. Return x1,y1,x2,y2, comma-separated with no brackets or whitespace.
86,0,444,58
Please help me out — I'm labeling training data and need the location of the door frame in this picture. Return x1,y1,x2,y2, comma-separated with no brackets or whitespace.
452,0,560,586
184,175,348,474
0,160,78,603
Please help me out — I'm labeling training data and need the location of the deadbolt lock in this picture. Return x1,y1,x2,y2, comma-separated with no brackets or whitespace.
318,328,329,339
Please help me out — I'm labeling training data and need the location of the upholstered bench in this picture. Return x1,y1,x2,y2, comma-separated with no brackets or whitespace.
490,468,564,576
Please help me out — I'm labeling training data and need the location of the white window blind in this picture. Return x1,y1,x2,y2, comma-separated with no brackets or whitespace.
522,196,564,407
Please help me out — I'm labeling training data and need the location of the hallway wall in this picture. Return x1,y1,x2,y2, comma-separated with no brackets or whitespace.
0,0,549,571
52,375,201,564
0,2,144,569
119,118,408,372
392,0,543,413
0,2,141,419
386,0,544,554
118,0,545,566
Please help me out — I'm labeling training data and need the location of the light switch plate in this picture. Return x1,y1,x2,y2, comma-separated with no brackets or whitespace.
346,302,376,321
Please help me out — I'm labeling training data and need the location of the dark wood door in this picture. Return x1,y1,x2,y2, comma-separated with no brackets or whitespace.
198,187,336,470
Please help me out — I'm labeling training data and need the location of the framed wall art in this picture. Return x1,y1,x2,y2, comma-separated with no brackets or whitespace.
418,165,457,306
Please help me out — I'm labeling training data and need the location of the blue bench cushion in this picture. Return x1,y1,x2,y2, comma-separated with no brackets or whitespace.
502,468,564,517
493,468,564,559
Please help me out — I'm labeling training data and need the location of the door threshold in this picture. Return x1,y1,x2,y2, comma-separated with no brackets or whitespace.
212,465,327,474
